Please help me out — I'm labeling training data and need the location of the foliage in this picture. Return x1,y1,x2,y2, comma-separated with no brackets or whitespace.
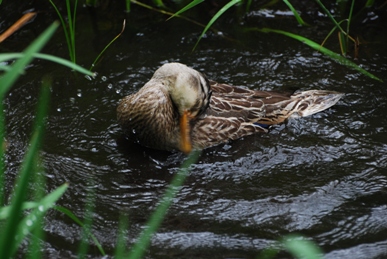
161,0,381,81
0,22,96,258
49,0,78,63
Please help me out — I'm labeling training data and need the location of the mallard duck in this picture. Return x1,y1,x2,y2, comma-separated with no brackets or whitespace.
117,62,343,153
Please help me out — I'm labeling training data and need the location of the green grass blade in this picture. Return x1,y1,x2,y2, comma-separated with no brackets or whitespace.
72,0,78,63
152,0,164,7
12,183,69,256
320,19,347,48
255,27,382,82
49,0,74,61
282,235,323,259
126,0,131,12
0,53,94,76
66,0,76,63
86,0,97,6
127,150,201,259
54,205,106,255
245,0,252,12
77,189,96,259
0,201,38,220
34,53,95,76
0,22,58,98
346,0,355,47
0,102,4,206
0,73,51,258
365,0,374,7
283,0,308,26
90,20,126,71
115,214,129,258
166,0,204,21
314,0,345,34
0,53,28,62
54,205,83,225
338,31,346,55
193,0,242,51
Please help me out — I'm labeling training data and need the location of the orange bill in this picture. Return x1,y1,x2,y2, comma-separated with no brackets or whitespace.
180,110,192,154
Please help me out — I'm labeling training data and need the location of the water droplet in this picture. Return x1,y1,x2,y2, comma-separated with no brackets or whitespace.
57,108,61,112
26,219,33,226
77,93,82,97
101,76,107,81
116,89,121,94
91,147,98,152
107,83,113,89
38,205,44,212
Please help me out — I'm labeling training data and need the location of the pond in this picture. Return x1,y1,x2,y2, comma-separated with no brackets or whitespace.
1,1,387,258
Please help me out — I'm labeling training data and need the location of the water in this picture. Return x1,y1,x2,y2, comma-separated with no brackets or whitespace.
1,1,387,258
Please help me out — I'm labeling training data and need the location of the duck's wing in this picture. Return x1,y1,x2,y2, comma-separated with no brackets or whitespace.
207,81,292,122
191,115,267,149
209,81,343,126
210,81,292,100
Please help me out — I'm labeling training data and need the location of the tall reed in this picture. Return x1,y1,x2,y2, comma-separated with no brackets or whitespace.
49,0,78,63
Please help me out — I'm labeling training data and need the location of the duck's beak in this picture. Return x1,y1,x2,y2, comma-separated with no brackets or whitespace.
180,110,193,154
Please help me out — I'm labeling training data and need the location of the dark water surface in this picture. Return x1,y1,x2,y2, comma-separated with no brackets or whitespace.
1,1,387,258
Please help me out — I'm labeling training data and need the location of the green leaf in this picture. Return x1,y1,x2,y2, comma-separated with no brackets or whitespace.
54,205,106,255
255,27,382,82
365,0,375,7
127,150,201,259
115,214,129,258
0,27,55,258
0,201,38,220
282,235,323,259
11,184,69,255
167,0,205,21
283,0,308,26
77,188,97,259
314,0,345,35
90,20,126,71
0,53,95,76
193,0,242,51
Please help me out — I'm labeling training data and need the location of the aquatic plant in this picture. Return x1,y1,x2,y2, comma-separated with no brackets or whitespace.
160,0,382,81
0,22,97,258
49,0,78,63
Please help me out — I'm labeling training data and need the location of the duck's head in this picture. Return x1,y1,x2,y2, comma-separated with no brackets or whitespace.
152,63,212,153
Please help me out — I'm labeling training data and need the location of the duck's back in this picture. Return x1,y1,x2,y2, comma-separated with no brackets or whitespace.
190,81,343,149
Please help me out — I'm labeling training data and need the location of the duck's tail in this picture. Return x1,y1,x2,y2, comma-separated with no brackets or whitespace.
260,90,344,125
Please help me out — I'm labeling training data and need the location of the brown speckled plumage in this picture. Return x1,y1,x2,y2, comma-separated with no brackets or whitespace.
117,63,343,152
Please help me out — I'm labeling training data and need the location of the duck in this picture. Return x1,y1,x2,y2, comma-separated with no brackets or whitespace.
117,62,343,153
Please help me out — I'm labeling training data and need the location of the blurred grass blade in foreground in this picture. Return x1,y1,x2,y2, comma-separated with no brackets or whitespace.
127,150,201,259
